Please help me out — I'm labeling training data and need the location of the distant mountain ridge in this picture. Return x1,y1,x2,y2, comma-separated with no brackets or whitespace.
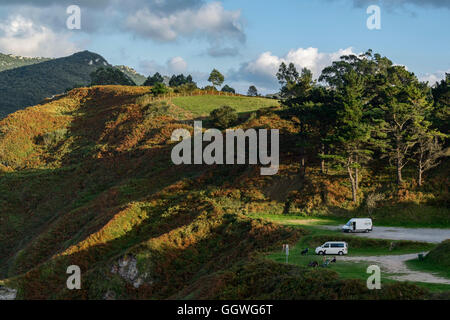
115,65,146,85
0,51,110,118
0,53,51,72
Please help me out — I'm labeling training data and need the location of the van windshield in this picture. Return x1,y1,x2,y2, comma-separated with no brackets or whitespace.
345,221,352,226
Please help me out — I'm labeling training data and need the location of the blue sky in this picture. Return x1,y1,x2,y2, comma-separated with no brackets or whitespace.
0,0,449,93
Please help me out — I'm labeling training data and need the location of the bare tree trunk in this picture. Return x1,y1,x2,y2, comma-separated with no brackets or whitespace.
347,163,357,203
302,157,307,176
396,136,403,186
354,154,359,192
418,154,423,186
397,160,403,186
418,167,423,187
300,156,306,177
321,144,326,174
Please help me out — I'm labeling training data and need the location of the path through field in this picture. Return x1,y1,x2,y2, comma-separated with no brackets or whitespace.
340,253,450,284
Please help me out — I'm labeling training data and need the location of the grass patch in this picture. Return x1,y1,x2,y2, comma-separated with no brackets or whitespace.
406,259,450,279
267,242,448,293
172,95,278,117
268,248,372,280
249,213,348,227
405,240,450,279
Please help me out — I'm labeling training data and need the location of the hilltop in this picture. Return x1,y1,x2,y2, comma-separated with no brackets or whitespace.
0,86,446,299
0,53,50,72
0,51,110,118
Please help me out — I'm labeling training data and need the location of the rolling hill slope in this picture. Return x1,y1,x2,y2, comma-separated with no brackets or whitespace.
0,86,444,299
0,51,110,118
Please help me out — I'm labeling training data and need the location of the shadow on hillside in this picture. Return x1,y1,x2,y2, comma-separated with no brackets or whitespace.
2,90,308,285
15,204,300,300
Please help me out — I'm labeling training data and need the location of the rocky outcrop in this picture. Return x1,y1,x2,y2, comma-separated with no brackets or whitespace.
0,286,17,300
110,255,151,289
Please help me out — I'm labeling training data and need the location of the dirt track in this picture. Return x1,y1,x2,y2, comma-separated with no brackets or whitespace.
340,253,450,284
322,225,450,243
319,225,450,284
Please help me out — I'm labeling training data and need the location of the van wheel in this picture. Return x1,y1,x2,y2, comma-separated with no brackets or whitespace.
318,251,324,255
338,251,344,256
365,229,370,233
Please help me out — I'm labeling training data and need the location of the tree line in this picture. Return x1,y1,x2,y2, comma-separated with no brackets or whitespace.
276,49,448,203
90,67,261,97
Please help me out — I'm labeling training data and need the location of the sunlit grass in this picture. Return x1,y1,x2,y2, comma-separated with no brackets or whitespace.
172,95,278,116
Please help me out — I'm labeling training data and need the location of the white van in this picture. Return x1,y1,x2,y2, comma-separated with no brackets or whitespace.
315,242,348,255
341,218,372,233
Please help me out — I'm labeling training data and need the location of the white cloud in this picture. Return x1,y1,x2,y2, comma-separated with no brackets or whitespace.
125,2,245,43
139,56,189,76
246,47,355,79
419,69,450,85
0,15,78,57
232,47,356,91
167,56,188,73
0,1,247,57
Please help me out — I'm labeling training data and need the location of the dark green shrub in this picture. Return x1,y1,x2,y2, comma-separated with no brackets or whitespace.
35,129,68,146
151,83,169,96
203,85,218,92
210,106,238,129
426,239,450,267
207,260,428,300
174,82,197,94
144,102,170,119
221,85,236,94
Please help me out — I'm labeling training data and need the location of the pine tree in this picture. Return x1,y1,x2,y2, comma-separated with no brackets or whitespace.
144,72,164,86
328,70,373,203
413,124,446,186
377,66,431,186
431,73,450,134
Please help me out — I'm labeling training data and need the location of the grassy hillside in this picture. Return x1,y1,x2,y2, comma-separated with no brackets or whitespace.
0,53,50,72
171,95,278,117
0,51,110,118
427,240,450,267
0,86,447,299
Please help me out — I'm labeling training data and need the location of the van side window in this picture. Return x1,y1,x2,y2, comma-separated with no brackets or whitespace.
324,244,329,248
